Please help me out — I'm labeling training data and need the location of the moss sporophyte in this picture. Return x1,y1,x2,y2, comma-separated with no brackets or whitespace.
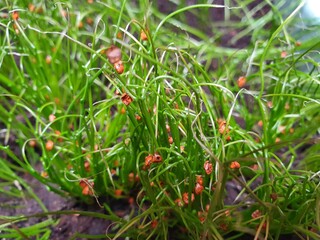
1,1,319,239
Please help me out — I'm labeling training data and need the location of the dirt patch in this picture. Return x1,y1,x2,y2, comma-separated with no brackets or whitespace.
0,170,125,239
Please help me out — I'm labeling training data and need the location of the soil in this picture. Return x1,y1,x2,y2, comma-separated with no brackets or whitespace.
0,162,133,239
0,2,309,240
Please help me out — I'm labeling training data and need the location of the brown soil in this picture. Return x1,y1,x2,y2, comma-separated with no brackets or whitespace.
0,168,133,239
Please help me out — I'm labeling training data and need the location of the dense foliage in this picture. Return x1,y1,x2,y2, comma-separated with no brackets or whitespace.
0,0,319,239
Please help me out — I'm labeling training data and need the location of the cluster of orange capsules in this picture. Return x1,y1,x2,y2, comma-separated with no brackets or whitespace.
143,153,163,170
79,179,95,196
173,161,213,209
217,118,231,141
106,45,124,74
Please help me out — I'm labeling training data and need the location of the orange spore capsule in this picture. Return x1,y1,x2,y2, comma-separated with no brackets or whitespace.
153,153,162,163
12,11,19,21
45,140,54,151
182,192,195,205
237,76,246,88
29,139,37,148
114,60,124,74
194,183,204,195
140,29,148,41
204,160,213,175
114,189,122,196
151,220,158,228
121,93,133,106
144,154,154,169
230,161,240,169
